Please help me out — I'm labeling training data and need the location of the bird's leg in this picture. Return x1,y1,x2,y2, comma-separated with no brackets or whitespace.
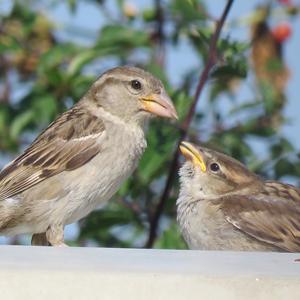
46,224,68,247
31,233,50,246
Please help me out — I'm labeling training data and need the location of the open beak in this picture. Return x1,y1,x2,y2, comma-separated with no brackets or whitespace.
179,141,207,172
139,91,178,120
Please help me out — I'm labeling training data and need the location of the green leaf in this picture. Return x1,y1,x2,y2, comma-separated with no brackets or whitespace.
38,44,79,75
139,150,168,184
0,36,22,53
211,62,247,79
67,0,77,13
32,95,57,124
170,0,207,22
271,138,294,157
97,25,149,50
67,50,103,77
143,8,156,22
10,110,34,140
275,158,296,178
154,223,187,249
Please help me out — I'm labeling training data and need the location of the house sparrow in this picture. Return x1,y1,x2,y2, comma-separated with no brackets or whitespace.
177,141,300,252
0,66,178,246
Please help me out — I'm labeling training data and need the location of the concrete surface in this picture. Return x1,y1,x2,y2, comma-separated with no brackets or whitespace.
0,246,299,300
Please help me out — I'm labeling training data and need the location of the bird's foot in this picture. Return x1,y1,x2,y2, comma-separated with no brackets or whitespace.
31,233,50,246
46,224,66,247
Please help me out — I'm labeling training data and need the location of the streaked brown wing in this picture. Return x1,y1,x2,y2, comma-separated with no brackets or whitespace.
215,183,300,252
0,104,105,201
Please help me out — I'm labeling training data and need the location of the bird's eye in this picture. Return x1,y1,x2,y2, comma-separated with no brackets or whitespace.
210,163,220,172
131,80,142,90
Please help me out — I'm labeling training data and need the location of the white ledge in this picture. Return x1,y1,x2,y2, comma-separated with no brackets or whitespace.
0,246,299,300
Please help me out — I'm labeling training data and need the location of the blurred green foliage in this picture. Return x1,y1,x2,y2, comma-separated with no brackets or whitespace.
0,0,299,248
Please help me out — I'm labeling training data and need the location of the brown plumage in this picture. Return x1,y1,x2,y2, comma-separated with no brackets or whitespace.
0,105,105,201
177,141,300,252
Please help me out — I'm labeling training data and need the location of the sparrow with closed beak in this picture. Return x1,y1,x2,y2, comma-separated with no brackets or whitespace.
177,141,300,252
0,66,178,246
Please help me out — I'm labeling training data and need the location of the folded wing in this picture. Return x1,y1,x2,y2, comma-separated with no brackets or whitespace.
0,104,105,201
215,182,300,252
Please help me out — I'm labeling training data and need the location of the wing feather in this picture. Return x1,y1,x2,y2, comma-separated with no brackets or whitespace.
215,183,300,252
0,104,105,201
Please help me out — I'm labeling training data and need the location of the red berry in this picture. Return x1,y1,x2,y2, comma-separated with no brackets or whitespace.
278,0,293,6
272,22,292,43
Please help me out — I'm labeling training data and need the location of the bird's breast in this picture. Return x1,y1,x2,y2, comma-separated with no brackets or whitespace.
177,198,228,250
62,124,146,224
177,197,279,251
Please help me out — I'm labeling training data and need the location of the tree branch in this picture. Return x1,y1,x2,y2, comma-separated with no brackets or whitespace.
145,0,235,248
154,0,166,66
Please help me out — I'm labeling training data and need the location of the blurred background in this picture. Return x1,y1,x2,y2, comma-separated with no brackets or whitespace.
0,0,299,248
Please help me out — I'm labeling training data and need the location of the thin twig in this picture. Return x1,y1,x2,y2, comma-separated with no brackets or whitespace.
145,0,235,248
154,0,165,67
117,196,143,215
0,58,10,103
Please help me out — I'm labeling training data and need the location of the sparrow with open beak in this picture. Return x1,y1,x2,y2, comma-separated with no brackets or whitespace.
177,141,300,252
0,66,178,246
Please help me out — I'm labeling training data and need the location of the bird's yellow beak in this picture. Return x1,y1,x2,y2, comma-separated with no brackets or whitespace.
179,141,207,172
139,91,178,120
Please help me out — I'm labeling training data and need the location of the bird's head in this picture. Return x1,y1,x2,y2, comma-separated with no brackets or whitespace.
87,66,178,125
179,141,261,200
